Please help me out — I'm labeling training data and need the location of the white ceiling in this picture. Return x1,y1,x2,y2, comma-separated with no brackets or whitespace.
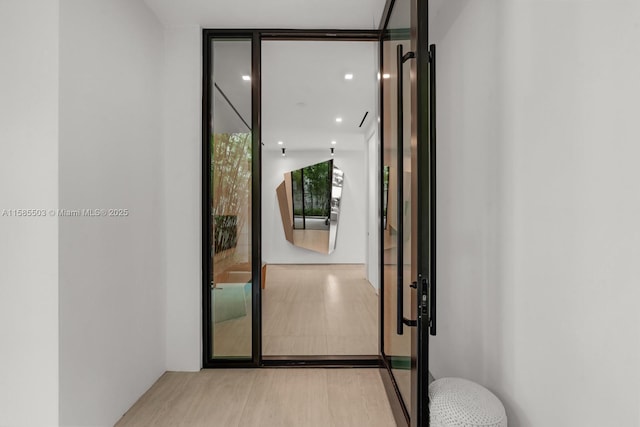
262,41,378,151
143,0,387,29
210,40,378,152
146,0,399,151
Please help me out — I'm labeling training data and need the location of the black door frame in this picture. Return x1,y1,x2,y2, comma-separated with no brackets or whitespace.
202,8,433,424
377,0,433,426
202,29,383,370
202,30,262,369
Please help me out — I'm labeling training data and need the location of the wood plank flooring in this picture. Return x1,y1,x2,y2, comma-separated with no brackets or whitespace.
263,264,378,356
115,369,397,427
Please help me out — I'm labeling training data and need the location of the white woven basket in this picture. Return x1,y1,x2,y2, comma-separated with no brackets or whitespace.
429,378,507,427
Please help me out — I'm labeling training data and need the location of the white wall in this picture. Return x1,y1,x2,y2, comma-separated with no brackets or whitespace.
262,148,367,265
431,1,640,426
163,26,202,372
162,32,376,368
429,0,501,392
58,1,166,426
0,2,59,426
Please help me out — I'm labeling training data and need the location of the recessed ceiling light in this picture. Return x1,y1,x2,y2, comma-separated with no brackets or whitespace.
277,141,283,145
382,73,391,79
331,140,337,145
335,117,343,123
242,75,251,81
344,73,354,80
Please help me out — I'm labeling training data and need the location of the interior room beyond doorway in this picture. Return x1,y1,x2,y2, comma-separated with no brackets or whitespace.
263,264,377,356
261,40,380,358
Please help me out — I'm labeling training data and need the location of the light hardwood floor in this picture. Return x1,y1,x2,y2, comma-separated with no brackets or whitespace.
115,369,397,427
263,264,378,356
210,264,378,358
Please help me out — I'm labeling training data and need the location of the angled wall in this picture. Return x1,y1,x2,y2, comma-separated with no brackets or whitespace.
58,0,166,425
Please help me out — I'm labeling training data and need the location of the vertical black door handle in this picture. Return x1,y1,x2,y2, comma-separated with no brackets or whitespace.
429,43,437,336
396,44,416,335
396,44,405,335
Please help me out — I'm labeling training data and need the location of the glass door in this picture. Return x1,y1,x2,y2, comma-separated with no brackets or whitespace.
203,32,262,367
380,0,434,425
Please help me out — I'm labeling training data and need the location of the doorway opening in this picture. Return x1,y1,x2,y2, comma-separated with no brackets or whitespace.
260,40,380,361
202,8,435,422
201,30,383,369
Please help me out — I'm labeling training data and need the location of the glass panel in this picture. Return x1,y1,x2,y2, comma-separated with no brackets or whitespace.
261,39,379,357
382,0,412,410
209,39,252,359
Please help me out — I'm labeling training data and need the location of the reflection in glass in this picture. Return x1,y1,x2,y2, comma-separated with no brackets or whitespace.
382,165,390,229
209,39,252,359
292,161,332,231
382,0,412,411
276,160,343,254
